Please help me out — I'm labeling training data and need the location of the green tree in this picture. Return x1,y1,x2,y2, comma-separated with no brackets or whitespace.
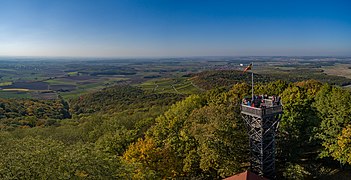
0,136,131,179
185,103,248,178
314,84,351,163
278,82,321,162
124,90,249,179
95,128,137,156
283,163,311,180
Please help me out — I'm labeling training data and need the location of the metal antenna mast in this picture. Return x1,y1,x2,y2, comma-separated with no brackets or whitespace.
251,62,254,101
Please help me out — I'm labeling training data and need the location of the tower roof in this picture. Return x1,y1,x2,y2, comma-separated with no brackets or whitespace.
224,171,268,180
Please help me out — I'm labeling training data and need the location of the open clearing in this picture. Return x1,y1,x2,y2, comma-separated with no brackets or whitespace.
139,78,201,94
0,91,32,98
0,82,48,90
322,64,351,79
2,88,30,91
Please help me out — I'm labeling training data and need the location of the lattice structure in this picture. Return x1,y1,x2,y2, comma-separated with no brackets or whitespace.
241,104,282,179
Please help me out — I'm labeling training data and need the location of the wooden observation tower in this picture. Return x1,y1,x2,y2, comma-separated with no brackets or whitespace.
241,97,282,179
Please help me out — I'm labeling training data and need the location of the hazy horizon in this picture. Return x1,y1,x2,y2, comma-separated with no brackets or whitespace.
1,55,351,59
1,0,350,57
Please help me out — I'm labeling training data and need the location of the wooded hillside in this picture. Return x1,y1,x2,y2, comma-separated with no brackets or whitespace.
1,78,351,179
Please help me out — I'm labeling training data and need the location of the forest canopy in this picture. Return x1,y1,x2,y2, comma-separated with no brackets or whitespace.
1,78,351,179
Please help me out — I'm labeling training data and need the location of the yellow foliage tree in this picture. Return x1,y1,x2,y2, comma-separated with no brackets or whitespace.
332,125,351,165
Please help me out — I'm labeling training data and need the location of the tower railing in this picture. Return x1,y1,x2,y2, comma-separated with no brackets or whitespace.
241,104,282,118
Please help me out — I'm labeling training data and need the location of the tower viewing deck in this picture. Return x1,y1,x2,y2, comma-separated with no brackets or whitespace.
241,96,283,179
241,104,283,118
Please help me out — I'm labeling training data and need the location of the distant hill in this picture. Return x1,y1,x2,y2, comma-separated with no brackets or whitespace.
70,85,184,114
189,69,351,90
189,70,271,90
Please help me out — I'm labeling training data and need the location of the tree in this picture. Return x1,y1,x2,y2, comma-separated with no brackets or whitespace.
123,138,169,179
0,136,65,179
0,136,132,179
283,163,311,180
277,82,321,162
254,80,288,96
185,103,248,178
314,84,351,163
124,90,249,179
333,125,351,165
95,128,137,156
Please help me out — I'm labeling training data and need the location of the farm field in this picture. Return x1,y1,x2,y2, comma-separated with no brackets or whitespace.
322,63,351,79
0,91,32,98
139,77,202,94
0,82,48,90
0,56,350,99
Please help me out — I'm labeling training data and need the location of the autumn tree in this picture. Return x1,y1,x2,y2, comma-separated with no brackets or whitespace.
277,80,322,162
314,84,351,164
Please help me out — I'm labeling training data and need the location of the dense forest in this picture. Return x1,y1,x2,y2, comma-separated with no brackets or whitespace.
190,70,351,90
0,98,70,129
1,76,351,179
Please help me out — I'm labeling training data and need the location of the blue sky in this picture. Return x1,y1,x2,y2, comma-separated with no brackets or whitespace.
0,0,350,57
